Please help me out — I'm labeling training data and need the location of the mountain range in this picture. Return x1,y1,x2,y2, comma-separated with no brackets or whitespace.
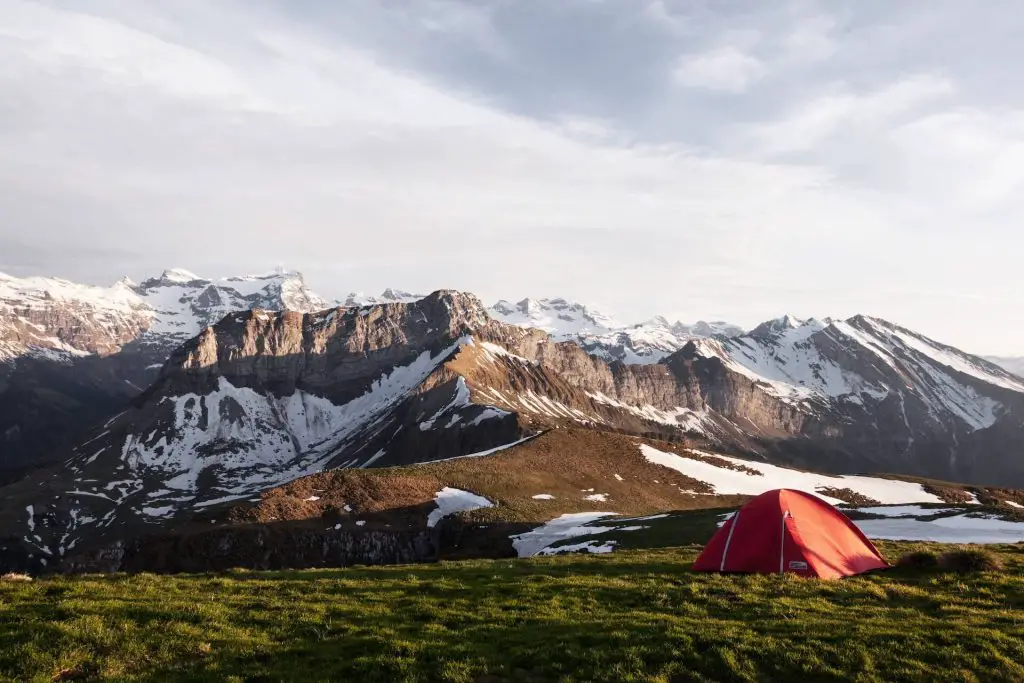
1,269,1023,572
987,356,1024,379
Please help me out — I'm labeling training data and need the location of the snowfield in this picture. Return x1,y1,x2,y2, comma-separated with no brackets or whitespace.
640,444,943,505
855,513,1024,544
511,512,620,557
426,488,494,528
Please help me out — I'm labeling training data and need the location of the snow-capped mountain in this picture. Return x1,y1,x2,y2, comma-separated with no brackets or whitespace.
687,314,1024,431
132,269,327,349
3,290,1024,573
0,268,326,362
488,297,743,363
0,268,327,483
987,356,1024,379
339,288,424,307
0,271,151,361
489,297,620,336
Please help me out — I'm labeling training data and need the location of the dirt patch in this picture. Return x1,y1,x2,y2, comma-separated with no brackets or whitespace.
686,452,760,476
224,470,444,527
922,484,976,504
972,487,1024,513
816,487,880,506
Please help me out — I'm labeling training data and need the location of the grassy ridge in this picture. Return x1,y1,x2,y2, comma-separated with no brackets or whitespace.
3,543,1024,682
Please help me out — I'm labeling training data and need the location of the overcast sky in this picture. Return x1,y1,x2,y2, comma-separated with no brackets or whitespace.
2,1,1023,354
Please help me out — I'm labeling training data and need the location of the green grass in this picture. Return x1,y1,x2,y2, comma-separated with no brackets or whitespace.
3,543,1024,682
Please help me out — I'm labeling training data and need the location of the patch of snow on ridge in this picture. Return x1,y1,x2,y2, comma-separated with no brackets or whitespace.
852,505,960,517
532,494,555,500
855,514,1024,544
882,324,1024,393
511,512,619,557
419,377,472,431
426,488,494,527
426,435,539,464
536,541,616,556
479,341,534,365
469,407,511,426
639,445,943,505
587,393,714,433
1005,501,1024,509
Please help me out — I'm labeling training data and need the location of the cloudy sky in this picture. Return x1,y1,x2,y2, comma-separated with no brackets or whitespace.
2,1,1023,354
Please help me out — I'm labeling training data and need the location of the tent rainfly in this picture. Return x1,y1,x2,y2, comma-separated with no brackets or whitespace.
692,488,889,579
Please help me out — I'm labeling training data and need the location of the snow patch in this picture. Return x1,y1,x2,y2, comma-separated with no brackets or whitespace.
855,513,1024,543
852,505,960,517
511,512,619,557
426,435,538,464
588,393,715,433
536,540,617,556
532,494,555,500
639,444,944,505
426,488,494,527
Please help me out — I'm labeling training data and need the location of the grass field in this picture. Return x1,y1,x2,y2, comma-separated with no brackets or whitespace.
2,542,1024,683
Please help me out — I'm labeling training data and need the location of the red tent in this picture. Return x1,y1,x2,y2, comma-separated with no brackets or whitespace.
692,488,889,579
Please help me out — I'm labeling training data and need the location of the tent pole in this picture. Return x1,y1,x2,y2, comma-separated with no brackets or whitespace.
779,510,790,574
719,510,740,571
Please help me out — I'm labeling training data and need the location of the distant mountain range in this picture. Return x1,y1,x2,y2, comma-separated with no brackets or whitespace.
986,356,1024,379
1,269,1023,573
488,297,743,364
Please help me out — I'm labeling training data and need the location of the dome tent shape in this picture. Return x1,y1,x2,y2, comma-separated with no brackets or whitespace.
692,489,889,579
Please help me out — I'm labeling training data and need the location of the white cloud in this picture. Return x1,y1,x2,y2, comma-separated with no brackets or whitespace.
890,108,1024,211
673,46,765,93
744,74,956,154
1,0,1024,355
781,15,837,63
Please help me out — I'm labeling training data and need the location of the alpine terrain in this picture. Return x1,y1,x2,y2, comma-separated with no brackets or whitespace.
0,269,326,482
1,278,1023,574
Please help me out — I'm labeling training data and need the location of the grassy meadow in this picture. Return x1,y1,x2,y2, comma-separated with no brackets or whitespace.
2,542,1024,682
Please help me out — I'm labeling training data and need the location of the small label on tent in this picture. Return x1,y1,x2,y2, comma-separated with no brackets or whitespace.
788,560,809,571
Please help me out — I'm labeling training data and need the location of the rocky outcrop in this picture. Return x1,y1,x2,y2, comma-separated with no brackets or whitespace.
65,524,439,574
160,290,489,397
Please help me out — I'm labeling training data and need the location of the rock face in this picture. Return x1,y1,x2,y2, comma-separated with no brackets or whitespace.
0,269,327,481
66,525,439,574
1,287,1024,573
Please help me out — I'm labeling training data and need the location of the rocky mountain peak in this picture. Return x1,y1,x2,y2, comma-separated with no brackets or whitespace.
674,321,745,338
488,296,618,335
340,289,424,307
157,268,203,286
